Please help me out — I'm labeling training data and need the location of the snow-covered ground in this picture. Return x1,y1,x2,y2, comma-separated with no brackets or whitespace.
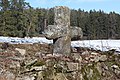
0,36,120,52
72,40,120,52
0,36,53,44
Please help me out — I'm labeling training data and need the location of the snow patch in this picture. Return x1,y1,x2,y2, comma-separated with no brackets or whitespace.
0,36,120,52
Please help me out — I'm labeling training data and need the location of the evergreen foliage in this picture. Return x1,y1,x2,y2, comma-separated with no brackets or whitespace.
0,0,120,39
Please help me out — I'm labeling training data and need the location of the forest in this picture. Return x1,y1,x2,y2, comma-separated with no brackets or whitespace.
0,0,120,39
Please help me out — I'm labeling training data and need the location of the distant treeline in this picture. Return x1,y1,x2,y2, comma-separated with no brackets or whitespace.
0,0,120,39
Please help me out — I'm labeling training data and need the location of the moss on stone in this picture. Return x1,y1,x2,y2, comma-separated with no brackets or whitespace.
81,62,102,80
33,60,46,66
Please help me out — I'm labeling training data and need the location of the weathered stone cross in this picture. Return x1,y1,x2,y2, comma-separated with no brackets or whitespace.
43,6,83,56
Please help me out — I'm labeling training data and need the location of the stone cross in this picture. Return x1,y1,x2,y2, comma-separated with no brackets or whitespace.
43,6,83,56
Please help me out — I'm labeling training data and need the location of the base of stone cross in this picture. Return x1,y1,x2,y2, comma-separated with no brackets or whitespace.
53,36,71,56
